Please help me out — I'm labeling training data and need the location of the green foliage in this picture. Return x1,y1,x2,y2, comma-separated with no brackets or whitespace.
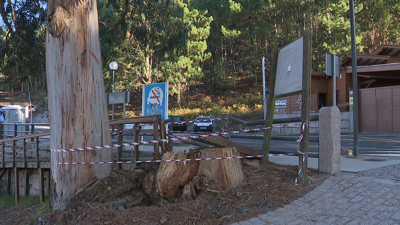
169,92,263,119
0,0,47,93
1,0,400,113
159,0,212,108
321,0,364,55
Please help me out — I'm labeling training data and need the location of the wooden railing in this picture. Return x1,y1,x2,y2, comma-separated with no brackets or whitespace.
0,131,51,205
0,115,166,206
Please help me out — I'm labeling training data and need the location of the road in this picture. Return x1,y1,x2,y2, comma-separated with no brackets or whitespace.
230,133,400,157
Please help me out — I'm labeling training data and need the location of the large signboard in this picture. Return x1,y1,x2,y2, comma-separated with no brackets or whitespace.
275,37,303,97
274,94,318,114
142,82,169,118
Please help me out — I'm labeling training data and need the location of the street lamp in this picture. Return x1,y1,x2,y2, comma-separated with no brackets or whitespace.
109,61,118,120
109,61,118,93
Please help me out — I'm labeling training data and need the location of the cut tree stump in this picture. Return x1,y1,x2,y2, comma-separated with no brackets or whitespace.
197,147,245,191
156,147,245,202
155,150,198,201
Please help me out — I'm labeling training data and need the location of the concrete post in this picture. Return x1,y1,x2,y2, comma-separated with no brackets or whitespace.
319,107,341,174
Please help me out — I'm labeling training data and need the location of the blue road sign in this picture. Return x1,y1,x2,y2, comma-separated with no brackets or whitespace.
142,82,169,118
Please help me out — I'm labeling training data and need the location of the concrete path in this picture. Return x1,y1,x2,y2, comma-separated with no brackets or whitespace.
233,162,400,225
269,155,400,172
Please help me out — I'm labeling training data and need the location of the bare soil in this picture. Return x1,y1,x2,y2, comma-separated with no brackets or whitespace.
0,154,330,225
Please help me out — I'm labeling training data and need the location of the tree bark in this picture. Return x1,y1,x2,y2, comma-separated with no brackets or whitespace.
46,0,111,210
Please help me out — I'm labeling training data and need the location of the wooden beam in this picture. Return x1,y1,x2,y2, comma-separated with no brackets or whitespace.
298,30,312,183
15,168,19,206
24,169,29,196
153,117,160,157
0,102,31,107
6,169,11,193
134,124,140,166
1,143,4,168
109,115,159,126
0,169,7,180
117,124,123,170
23,139,26,168
39,168,44,202
12,140,15,168
262,48,279,163
0,131,50,144
46,169,50,196
345,63,400,73
159,117,167,154
201,136,261,156
35,137,39,169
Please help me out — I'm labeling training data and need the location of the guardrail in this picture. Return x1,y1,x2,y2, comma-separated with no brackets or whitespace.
231,114,319,125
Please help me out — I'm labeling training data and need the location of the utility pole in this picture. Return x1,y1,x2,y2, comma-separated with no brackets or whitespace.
349,0,359,156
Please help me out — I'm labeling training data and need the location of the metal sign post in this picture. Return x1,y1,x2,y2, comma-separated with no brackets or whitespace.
350,0,359,157
262,57,267,120
326,53,340,106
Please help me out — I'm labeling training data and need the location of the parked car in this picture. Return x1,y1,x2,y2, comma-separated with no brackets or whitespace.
194,116,213,132
166,115,187,131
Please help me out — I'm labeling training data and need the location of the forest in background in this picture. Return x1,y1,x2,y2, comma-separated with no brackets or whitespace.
1,0,400,112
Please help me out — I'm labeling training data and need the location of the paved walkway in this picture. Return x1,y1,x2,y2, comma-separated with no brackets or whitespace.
233,163,400,225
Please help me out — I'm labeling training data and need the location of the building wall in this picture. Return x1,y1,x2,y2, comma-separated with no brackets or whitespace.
359,85,400,132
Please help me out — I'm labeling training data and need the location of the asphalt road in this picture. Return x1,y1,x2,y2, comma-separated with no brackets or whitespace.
230,133,400,157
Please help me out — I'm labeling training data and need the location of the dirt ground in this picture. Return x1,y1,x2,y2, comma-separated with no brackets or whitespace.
0,152,331,225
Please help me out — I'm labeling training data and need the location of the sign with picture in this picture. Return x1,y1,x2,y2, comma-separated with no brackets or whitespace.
142,82,169,118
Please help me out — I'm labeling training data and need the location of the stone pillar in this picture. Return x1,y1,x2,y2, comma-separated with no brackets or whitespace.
319,107,341,174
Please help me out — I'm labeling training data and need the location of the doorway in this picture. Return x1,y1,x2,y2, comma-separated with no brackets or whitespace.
318,93,327,109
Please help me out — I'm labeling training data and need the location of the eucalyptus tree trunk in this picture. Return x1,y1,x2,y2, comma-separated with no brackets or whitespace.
46,0,111,210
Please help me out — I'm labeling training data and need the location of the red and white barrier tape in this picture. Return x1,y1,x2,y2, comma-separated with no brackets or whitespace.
166,117,230,125
295,152,307,184
220,118,233,133
296,123,306,143
51,122,308,153
52,152,308,165
109,117,231,139
168,131,211,134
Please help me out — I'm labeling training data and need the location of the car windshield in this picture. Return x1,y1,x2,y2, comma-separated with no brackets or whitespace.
196,117,211,121
172,116,184,122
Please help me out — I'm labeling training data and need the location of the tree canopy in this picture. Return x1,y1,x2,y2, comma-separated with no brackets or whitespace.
1,0,400,104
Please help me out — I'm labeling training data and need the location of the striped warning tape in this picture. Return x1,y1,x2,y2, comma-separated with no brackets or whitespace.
295,152,307,184
109,117,231,139
52,152,308,165
51,122,308,153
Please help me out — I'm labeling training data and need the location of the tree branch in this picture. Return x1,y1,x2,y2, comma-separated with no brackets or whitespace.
0,0,14,34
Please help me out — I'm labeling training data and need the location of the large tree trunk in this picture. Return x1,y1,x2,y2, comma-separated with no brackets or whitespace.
46,0,111,210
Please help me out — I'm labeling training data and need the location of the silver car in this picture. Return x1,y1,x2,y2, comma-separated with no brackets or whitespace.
194,116,213,132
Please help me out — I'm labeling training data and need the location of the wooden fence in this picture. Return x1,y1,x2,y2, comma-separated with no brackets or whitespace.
0,115,166,206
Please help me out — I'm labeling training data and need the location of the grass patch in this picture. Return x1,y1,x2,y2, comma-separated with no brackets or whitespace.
169,95,264,120
0,193,50,208
0,193,15,208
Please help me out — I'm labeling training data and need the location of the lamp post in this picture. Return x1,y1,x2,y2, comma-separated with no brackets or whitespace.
109,61,118,120
109,61,118,93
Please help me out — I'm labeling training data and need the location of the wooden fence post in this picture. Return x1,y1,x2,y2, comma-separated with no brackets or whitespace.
298,30,312,183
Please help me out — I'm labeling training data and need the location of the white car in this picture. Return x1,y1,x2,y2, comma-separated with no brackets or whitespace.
194,116,213,132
